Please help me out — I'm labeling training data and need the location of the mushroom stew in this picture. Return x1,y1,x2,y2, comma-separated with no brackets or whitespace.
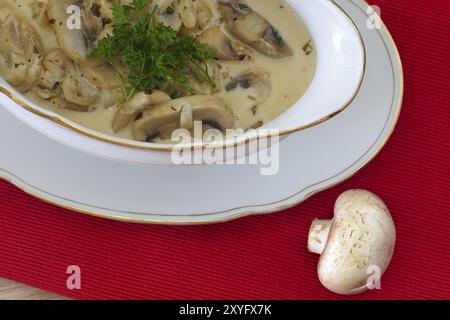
0,0,316,143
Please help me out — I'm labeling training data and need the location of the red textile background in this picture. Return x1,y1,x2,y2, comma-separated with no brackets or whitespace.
0,0,449,300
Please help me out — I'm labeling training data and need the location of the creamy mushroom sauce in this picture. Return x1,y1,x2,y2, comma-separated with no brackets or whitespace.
0,0,316,142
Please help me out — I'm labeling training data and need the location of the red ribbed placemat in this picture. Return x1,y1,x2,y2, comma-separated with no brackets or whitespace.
0,0,449,299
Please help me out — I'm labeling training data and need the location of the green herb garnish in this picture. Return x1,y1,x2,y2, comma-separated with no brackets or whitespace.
89,0,215,101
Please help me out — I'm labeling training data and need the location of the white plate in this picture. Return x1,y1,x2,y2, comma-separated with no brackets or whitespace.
0,0,403,224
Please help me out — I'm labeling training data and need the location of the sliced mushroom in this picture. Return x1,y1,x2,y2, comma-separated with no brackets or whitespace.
112,91,172,132
29,0,51,28
53,96,94,112
99,89,124,109
98,0,116,21
38,50,108,111
179,0,221,30
0,5,43,93
190,61,222,94
132,95,235,141
47,0,105,66
35,87,59,100
7,54,42,93
80,63,122,90
179,104,194,130
40,49,69,91
153,0,182,31
225,70,271,104
218,0,292,58
179,0,197,29
197,27,246,61
61,63,100,111
178,0,220,35
196,0,219,30
158,61,221,97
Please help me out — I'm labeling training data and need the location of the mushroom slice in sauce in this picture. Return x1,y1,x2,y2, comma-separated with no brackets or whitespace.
178,0,220,35
189,62,223,94
179,104,194,130
179,0,197,29
153,0,182,31
5,55,42,94
40,49,69,92
132,95,235,141
38,49,120,111
225,70,271,104
218,0,292,58
197,27,246,61
196,0,220,29
97,0,116,21
80,63,123,90
60,62,100,111
47,0,105,66
29,0,51,28
0,5,43,93
112,91,172,132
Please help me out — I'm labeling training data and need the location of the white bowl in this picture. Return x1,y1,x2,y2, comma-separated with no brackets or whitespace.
0,0,364,165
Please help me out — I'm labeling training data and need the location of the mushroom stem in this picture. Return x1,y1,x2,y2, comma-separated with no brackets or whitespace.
307,219,332,255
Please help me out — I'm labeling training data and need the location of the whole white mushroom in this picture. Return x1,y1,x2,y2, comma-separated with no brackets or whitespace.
308,190,396,295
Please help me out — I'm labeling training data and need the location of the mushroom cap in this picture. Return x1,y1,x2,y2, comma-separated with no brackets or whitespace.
218,0,292,58
317,190,396,295
80,64,123,90
196,0,220,29
112,91,172,132
132,95,235,141
153,0,183,31
40,49,69,91
47,0,104,66
0,4,43,92
61,63,99,110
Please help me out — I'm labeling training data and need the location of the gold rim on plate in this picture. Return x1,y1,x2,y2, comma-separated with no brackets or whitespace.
0,0,404,224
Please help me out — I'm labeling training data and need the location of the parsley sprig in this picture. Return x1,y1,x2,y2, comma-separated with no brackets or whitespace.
89,0,215,101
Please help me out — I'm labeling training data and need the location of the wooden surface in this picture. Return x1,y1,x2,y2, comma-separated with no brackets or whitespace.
0,277,66,300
